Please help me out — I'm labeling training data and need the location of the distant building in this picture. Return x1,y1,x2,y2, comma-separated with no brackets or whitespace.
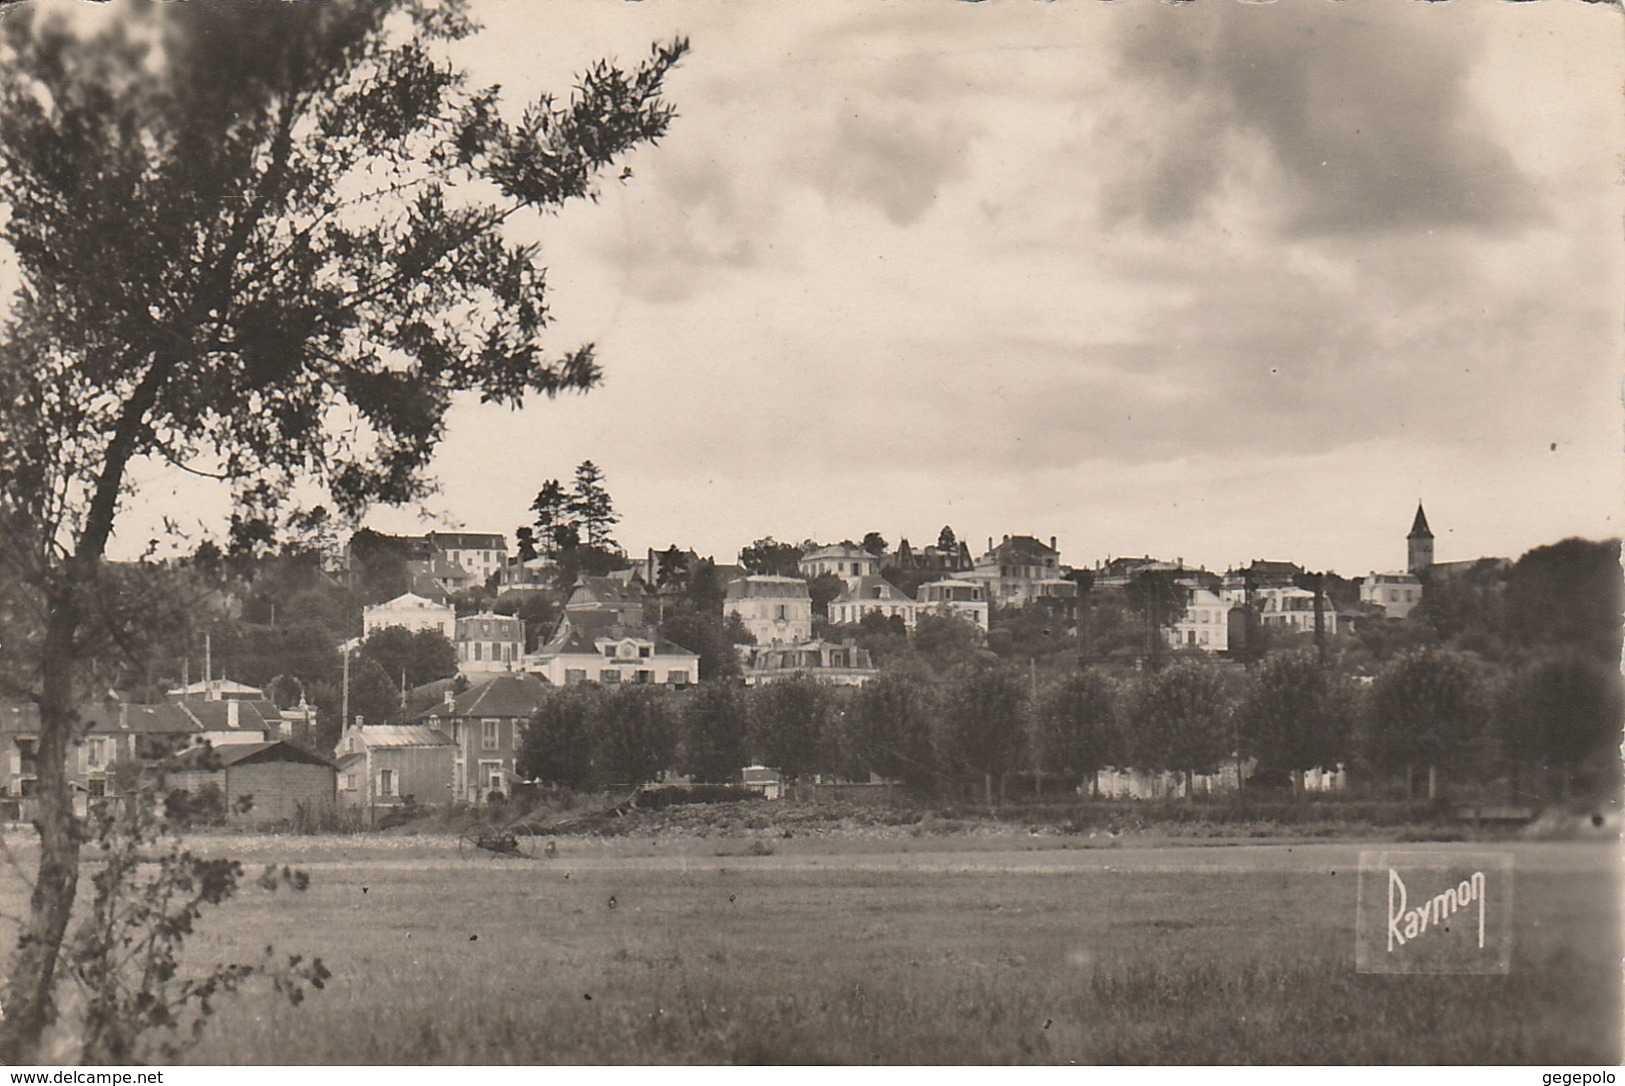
525,611,700,688
1166,585,1237,652
425,531,508,586
799,545,880,594
828,575,921,629
166,741,337,826
740,640,877,687
363,592,456,640
725,576,813,645
1362,571,1423,620
420,673,550,804
564,576,650,627
1255,586,1338,637
1407,503,1434,575
917,578,990,632
334,723,455,811
455,612,525,675
965,535,1066,606
890,536,974,575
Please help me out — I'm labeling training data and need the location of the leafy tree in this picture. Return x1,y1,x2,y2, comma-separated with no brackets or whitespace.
911,610,983,674
679,681,750,783
568,460,619,550
529,479,573,556
0,0,685,1056
1495,650,1623,797
747,674,837,781
1035,669,1121,792
739,537,803,577
807,572,846,619
518,685,602,791
1363,649,1490,799
513,526,539,563
1415,558,1510,657
987,604,1073,662
356,626,457,692
1124,662,1232,796
346,656,404,729
860,531,888,557
939,659,1028,803
655,545,691,590
346,530,414,605
659,612,741,682
593,685,677,787
1504,538,1622,665
842,666,939,788
683,557,728,616
1236,650,1355,796
1127,570,1189,660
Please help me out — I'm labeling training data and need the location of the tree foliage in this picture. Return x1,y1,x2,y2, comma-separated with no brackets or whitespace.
1124,662,1231,777
747,674,837,781
739,537,803,578
1363,649,1489,777
679,681,750,783
1236,650,1354,784
356,626,457,692
1035,669,1121,781
841,667,939,788
0,0,686,1059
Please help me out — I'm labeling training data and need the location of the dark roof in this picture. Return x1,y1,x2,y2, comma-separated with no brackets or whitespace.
349,724,454,749
174,698,276,735
567,577,649,607
427,531,507,550
988,535,1057,561
81,701,196,736
545,611,698,657
1409,503,1433,538
171,741,337,771
425,674,549,720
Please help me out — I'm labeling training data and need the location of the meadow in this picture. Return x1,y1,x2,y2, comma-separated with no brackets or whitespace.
1,828,1617,1064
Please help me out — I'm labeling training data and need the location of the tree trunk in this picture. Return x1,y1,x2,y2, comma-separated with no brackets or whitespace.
1405,763,1414,801
1,595,85,1065
983,772,993,809
1427,764,1438,802
1291,768,1305,802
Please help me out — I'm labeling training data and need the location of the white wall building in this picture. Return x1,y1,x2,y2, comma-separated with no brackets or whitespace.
725,576,813,645
1362,571,1423,620
362,592,456,640
1256,586,1338,637
828,576,921,629
455,612,525,675
1166,586,1235,652
917,579,990,632
799,545,880,594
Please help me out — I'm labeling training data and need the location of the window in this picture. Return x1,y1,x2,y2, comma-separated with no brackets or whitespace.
668,670,689,686
638,646,651,658
85,739,104,769
345,773,358,791
451,719,463,744
565,669,586,685
379,769,396,797
775,604,787,621
603,645,617,658
481,761,504,796
601,669,621,684
87,778,106,798
473,642,483,662
636,670,653,684
482,719,500,751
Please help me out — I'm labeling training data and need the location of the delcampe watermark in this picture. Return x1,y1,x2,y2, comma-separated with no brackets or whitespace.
1355,851,1513,974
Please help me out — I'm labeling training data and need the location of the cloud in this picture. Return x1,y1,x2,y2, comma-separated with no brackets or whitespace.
1107,2,1546,240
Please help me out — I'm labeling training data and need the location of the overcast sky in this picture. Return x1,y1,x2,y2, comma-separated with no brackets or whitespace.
118,0,1622,576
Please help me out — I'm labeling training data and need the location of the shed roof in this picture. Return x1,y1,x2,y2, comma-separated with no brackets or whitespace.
171,741,337,771
425,673,549,720
352,724,453,748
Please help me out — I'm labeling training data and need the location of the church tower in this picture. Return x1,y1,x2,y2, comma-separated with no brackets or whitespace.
1407,503,1434,574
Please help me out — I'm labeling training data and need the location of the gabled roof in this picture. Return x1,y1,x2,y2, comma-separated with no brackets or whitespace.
171,740,337,771
1409,503,1433,539
541,611,697,657
566,577,649,608
81,701,196,736
165,678,265,700
801,544,875,564
348,724,453,748
173,698,276,735
425,674,549,720
836,575,910,602
983,535,1058,562
366,592,453,613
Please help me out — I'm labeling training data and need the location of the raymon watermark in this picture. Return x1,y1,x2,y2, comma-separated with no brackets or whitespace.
1355,851,1513,974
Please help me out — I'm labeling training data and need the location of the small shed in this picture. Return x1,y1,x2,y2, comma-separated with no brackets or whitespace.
167,741,337,826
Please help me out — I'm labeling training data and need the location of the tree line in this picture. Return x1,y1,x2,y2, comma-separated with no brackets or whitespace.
514,644,1618,805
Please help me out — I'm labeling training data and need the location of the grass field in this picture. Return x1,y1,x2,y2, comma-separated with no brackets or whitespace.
0,829,1617,1064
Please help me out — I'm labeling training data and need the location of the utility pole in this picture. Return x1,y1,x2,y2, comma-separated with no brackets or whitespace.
1312,572,1327,667
341,646,350,736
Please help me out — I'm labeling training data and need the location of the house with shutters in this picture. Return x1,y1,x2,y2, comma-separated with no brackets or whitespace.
725,576,813,645
363,592,457,640
455,611,525,675
798,544,879,594
335,723,456,811
419,673,550,804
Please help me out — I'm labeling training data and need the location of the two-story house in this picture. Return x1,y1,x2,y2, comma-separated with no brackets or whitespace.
965,535,1071,607
419,673,549,804
526,610,700,688
828,575,921,629
334,723,456,811
1361,571,1423,620
917,578,990,631
363,592,457,640
798,545,880,594
724,576,813,645
455,612,525,675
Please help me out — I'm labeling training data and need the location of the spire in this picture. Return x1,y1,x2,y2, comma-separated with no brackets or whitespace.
1408,502,1432,539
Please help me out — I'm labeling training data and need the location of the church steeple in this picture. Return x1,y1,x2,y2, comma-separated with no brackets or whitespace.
1407,502,1434,574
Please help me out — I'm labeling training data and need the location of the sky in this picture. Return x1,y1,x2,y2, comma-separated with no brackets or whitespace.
108,0,1625,576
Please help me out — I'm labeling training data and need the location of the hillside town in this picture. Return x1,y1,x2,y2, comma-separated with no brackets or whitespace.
1,483,1615,825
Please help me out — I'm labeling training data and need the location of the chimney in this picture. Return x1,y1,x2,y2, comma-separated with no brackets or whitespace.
227,700,239,729
444,688,455,707
1050,536,1057,552
355,715,364,729
987,537,993,552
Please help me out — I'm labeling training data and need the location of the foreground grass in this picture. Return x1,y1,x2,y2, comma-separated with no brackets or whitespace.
1,836,1615,1063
